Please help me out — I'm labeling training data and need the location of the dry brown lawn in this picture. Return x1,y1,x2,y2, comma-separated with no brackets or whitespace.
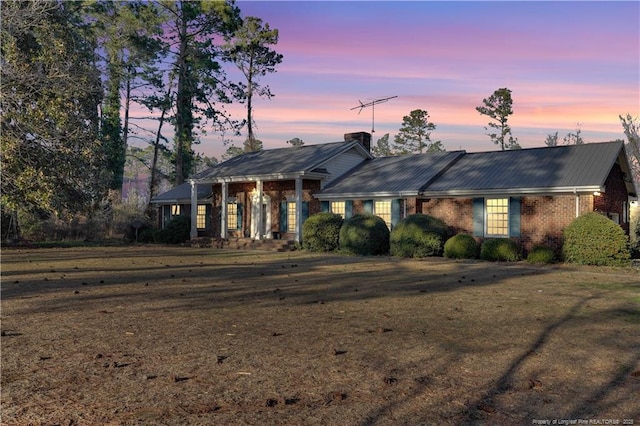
1,245,639,425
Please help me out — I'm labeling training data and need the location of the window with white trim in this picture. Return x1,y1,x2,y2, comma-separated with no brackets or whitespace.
330,201,345,218
227,203,238,229
485,198,509,236
196,205,207,229
374,200,392,229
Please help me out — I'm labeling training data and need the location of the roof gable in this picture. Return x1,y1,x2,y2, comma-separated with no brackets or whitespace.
194,141,372,182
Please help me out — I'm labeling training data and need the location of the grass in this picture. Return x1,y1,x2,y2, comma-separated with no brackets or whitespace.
1,245,639,425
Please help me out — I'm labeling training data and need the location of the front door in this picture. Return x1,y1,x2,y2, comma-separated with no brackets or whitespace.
250,193,271,239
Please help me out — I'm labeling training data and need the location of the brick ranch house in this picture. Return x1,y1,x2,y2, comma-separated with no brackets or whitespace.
151,132,636,255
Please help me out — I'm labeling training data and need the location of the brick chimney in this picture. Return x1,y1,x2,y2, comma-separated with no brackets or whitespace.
344,132,371,152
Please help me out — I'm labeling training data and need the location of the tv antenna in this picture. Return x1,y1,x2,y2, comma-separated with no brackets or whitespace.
351,95,397,133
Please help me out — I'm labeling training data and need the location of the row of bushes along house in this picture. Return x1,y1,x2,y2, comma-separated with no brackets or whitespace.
301,211,632,266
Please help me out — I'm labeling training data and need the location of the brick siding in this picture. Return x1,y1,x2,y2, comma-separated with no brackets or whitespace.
593,163,630,233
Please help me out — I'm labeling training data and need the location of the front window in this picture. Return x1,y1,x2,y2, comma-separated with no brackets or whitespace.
374,200,392,229
171,204,181,216
331,201,345,218
227,203,238,229
485,198,509,236
196,205,207,229
287,202,296,233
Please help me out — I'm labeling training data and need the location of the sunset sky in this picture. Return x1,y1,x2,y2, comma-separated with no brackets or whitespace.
199,1,639,158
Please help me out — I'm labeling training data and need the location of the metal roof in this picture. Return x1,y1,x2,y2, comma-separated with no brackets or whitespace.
149,182,212,204
152,140,634,203
319,151,465,198
194,141,371,182
422,141,628,196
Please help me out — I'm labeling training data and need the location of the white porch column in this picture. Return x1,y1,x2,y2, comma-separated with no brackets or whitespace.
220,181,228,239
189,180,198,239
295,176,303,243
256,179,263,240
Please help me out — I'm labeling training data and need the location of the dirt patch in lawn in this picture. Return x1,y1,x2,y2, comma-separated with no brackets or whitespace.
2,246,639,425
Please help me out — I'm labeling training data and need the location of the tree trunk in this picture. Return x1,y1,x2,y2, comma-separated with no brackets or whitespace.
174,2,189,185
245,53,255,150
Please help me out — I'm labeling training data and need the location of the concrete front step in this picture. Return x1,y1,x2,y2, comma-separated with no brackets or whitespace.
190,237,297,252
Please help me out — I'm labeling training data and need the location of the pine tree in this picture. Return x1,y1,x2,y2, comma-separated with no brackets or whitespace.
392,109,443,154
476,88,520,150
225,16,283,151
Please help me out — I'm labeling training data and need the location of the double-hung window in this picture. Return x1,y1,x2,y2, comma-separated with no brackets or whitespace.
287,202,296,233
473,197,520,238
196,205,207,229
485,198,509,237
227,202,238,230
330,201,346,219
374,200,392,229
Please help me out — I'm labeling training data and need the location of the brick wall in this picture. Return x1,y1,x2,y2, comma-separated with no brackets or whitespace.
419,198,474,235
593,163,630,233
417,195,595,255
518,195,592,254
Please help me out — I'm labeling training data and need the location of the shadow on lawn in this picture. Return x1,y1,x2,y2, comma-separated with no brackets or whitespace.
1,247,556,315
357,294,640,425
3,247,639,423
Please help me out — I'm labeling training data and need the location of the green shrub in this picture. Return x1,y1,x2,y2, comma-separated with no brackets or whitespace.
443,234,480,259
562,212,630,266
158,216,191,244
302,212,344,252
526,245,555,264
390,214,448,258
339,214,390,255
480,238,520,262
137,227,160,244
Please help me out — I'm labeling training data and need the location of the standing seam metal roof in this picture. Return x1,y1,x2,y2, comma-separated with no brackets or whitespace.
423,141,625,193
150,182,212,203
320,151,465,195
193,141,368,181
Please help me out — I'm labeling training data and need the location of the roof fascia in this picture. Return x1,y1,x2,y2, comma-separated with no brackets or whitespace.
150,198,209,204
419,185,605,198
195,171,328,185
316,191,420,200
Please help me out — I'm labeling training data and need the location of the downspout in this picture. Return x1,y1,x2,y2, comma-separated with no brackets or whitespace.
190,180,198,239
573,188,579,218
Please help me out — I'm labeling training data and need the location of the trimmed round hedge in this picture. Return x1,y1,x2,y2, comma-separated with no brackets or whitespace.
302,212,344,252
158,215,191,244
526,245,555,264
480,238,520,262
390,214,448,258
562,212,630,266
443,234,480,259
339,214,390,255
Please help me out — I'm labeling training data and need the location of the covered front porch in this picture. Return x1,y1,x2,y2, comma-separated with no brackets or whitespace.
188,174,323,244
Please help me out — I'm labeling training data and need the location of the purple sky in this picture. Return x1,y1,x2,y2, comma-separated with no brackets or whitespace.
196,1,640,158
